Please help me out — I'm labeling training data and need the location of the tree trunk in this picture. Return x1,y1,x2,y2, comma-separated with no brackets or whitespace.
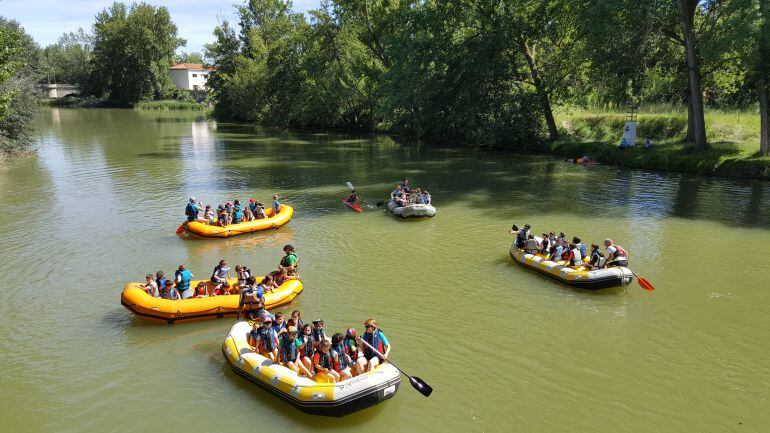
760,79,769,156
521,40,559,140
676,0,708,150
685,94,694,142
759,0,770,156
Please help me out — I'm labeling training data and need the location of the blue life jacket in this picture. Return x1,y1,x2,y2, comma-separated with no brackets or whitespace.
333,344,351,369
258,327,277,351
233,211,243,224
363,330,385,359
312,328,326,345
280,335,298,362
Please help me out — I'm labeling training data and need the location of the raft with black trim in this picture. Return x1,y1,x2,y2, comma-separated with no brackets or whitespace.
387,201,436,218
509,244,633,290
223,321,401,417
120,278,303,323
184,205,294,238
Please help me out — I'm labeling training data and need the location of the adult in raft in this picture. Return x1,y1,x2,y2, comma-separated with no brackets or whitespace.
183,197,202,227
279,245,299,276
240,276,264,320
174,264,194,299
355,319,391,374
604,239,629,267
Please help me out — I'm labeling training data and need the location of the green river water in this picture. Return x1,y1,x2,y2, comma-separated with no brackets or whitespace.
1,108,769,433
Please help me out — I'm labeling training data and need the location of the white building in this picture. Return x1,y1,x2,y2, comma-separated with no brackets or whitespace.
169,63,214,91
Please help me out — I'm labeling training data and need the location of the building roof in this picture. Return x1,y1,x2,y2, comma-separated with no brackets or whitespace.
169,63,214,71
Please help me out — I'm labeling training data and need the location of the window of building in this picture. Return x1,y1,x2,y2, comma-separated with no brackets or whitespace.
191,73,197,78
193,85,199,91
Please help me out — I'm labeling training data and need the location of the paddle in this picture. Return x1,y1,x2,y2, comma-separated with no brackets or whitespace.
629,271,655,291
176,224,185,234
359,339,433,397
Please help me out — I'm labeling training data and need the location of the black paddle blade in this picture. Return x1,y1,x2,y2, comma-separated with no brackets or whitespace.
376,200,386,207
409,376,433,397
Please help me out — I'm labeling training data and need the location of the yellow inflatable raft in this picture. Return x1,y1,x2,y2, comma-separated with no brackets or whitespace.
223,321,401,417
121,278,303,323
510,244,633,290
184,205,294,238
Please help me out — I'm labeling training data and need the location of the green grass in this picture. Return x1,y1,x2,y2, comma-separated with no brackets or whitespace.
133,100,206,110
549,106,769,180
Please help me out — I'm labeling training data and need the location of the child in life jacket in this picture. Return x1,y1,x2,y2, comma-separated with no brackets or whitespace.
313,340,340,383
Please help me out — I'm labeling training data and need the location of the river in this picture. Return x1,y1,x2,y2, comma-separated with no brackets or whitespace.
1,108,769,433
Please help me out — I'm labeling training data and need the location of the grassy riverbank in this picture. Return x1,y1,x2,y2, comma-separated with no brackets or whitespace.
133,100,206,110
546,107,769,180
46,97,206,111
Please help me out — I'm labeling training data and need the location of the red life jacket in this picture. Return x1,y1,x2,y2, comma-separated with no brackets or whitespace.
614,244,628,257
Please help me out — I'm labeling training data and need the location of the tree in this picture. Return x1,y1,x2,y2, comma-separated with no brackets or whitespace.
40,29,93,87
758,0,769,155
175,51,203,64
676,0,708,150
89,2,184,105
500,0,589,140
0,18,40,154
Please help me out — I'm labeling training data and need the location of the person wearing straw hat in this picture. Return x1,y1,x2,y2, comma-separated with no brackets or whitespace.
355,319,391,374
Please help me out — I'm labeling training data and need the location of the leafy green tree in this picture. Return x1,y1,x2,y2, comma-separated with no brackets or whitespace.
40,29,93,87
175,51,203,64
89,2,184,105
294,1,381,129
0,18,40,154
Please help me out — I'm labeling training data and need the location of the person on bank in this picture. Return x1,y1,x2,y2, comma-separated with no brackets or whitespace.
604,239,629,267
174,265,193,299
355,319,390,374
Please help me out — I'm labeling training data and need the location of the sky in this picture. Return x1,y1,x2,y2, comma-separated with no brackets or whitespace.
1,0,322,54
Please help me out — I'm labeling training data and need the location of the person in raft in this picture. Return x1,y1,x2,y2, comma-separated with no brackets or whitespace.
355,319,390,374
183,197,202,226
345,190,368,206
174,264,194,299
298,324,316,376
585,244,607,270
279,326,313,377
604,239,629,267
272,194,282,214
313,340,341,383
400,178,410,192
161,280,180,300
240,276,264,320
279,245,299,275
252,315,279,362
510,224,531,248
143,274,159,297
331,333,354,381
211,260,230,285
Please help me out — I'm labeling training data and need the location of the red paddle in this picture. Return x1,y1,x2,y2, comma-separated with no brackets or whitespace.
176,224,185,234
630,271,655,291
